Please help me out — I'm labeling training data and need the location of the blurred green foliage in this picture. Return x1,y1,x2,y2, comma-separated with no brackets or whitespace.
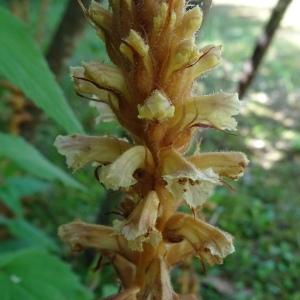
0,1,299,300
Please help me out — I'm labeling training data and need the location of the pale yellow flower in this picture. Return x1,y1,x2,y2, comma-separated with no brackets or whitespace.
98,146,153,190
161,149,220,208
54,135,130,171
137,90,175,121
163,213,235,265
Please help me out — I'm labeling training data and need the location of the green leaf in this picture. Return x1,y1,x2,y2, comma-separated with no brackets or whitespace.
0,248,93,300
0,7,83,134
0,176,49,216
3,218,59,252
5,176,50,198
0,188,23,217
0,133,84,190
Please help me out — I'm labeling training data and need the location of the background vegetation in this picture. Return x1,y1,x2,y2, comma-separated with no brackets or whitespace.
0,0,299,299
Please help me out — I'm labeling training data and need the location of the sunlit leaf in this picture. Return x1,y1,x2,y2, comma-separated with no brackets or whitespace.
0,7,83,134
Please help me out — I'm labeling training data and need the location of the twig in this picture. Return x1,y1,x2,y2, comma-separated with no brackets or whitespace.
46,0,88,77
238,0,293,98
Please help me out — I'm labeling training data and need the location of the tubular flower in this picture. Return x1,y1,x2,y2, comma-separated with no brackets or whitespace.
55,1,249,299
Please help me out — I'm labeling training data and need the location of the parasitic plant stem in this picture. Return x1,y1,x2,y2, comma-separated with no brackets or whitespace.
55,1,248,299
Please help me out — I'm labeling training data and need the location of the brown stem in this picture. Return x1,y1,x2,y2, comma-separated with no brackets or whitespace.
238,0,293,98
10,0,30,22
46,0,88,77
35,0,50,44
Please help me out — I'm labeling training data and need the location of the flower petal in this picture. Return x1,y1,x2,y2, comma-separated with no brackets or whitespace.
153,2,169,33
176,6,203,39
113,191,161,251
88,0,112,33
99,146,153,190
151,0,178,39
189,152,249,179
163,214,235,265
161,149,219,207
120,29,152,75
111,254,136,289
190,45,222,79
58,220,121,253
54,134,131,171
166,240,194,266
127,235,148,252
83,62,127,96
120,191,160,240
167,38,199,76
89,101,117,124
70,66,119,109
137,90,175,121
181,92,240,131
139,257,175,300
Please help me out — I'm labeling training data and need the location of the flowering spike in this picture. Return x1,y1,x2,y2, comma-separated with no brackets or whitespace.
55,1,249,299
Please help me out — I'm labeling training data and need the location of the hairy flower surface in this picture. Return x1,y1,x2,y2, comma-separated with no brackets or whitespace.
55,1,248,299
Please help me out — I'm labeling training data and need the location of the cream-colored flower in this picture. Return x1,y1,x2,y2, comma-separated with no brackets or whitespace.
153,1,177,35
114,191,159,241
70,66,119,110
177,92,240,131
87,0,112,33
124,192,159,239
54,134,131,171
83,62,127,96
120,29,152,75
138,90,175,121
189,151,249,179
58,220,122,253
99,146,153,190
140,257,174,300
161,149,219,208
127,235,148,252
153,2,168,33
167,38,199,76
164,214,235,265
166,240,194,266
177,6,203,39
190,45,222,80
111,254,136,289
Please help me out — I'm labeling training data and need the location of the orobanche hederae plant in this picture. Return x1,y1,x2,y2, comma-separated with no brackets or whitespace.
55,0,248,299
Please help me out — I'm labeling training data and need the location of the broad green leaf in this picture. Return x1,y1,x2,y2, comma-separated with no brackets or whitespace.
5,176,50,198
0,248,93,300
0,133,84,190
0,239,38,253
3,218,58,252
0,188,22,216
0,177,49,216
0,7,83,134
